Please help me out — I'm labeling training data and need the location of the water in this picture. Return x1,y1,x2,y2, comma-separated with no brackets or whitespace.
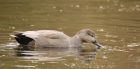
0,0,140,69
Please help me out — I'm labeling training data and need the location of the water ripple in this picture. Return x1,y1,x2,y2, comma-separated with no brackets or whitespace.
127,43,140,47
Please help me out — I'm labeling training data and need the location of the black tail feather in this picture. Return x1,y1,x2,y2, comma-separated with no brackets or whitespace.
15,33,34,45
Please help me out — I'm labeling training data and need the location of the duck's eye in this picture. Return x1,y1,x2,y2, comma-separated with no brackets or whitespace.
87,33,94,37
91,34,94,37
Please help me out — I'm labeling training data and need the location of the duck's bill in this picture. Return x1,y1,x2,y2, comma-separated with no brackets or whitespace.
92,41,102,49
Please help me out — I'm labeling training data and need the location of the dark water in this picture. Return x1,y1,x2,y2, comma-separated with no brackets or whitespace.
0,0,140,69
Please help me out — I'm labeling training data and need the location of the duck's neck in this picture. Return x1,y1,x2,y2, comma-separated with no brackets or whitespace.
70,35,82,47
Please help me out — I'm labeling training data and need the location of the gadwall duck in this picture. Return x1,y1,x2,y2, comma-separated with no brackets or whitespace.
11,29,102,49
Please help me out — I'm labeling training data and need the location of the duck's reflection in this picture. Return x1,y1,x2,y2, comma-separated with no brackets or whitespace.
15,45,98,63
78,51,96,63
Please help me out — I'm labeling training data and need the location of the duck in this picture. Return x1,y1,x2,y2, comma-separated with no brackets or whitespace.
11,29,102,50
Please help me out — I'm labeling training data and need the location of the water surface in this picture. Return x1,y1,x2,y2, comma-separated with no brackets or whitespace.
0,0,140,69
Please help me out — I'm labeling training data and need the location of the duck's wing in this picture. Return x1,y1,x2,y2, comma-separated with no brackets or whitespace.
21,30,69,40
28,30,70,47
22,31,40,40
12,30,70,47
36,30,70,39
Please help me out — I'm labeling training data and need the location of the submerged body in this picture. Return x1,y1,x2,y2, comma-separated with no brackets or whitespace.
12,29,102,49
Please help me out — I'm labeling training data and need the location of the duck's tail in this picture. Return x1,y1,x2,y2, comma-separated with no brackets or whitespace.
11,31,34,45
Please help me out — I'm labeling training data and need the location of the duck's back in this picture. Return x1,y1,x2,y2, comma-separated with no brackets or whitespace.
23,30,70,47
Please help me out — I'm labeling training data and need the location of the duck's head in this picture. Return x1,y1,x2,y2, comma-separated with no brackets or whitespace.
77,29,102,49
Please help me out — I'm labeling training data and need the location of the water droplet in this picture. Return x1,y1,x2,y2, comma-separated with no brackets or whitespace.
102,56,107,59
52,6,56,9
71,63,76,67
2,55,5,57
118,8,123,12
30,25,35,27
59,9,64,13
99,6,104,9
76,5,80,8
11,26,15,29
136,5,140,8
97,29,104,32
64,63,69,66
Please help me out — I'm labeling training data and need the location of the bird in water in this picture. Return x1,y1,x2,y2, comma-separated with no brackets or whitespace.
11,29,102,50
